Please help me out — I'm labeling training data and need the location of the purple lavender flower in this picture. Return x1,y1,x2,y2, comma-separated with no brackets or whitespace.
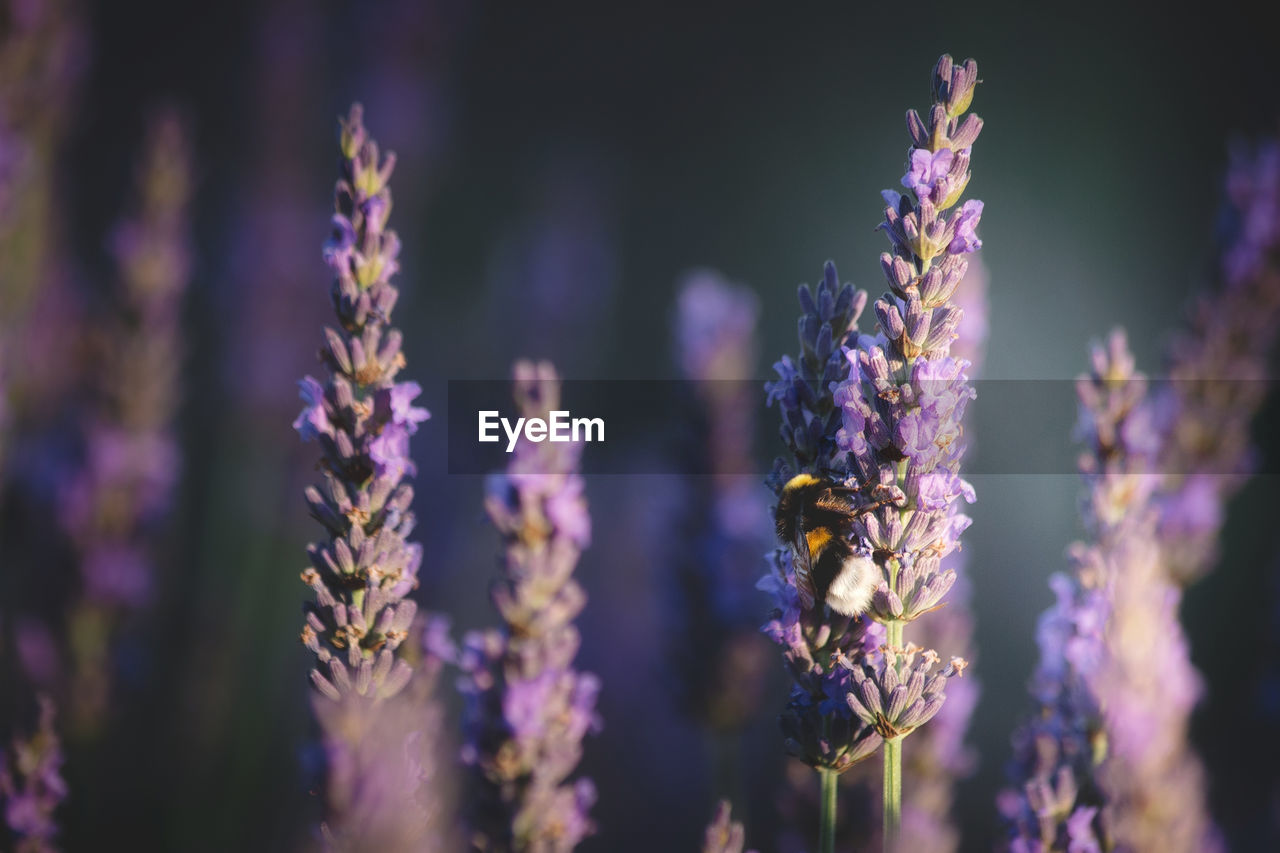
296,103,424,704
760,258,886,776
1154,139,1280,586
667,271,771,734
0,696,66,853
295,104,449,847
816,55,983,849
54,112,190,733
762,55,981,853
1001,331,1218,853
458,361,599,852
883,253,987,853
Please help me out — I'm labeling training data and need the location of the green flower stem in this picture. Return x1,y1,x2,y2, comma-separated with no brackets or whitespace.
819,766,838,853
884,619,905,850
883,737,902,851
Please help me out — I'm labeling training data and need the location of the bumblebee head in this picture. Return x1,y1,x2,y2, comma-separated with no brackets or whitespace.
782,473,821,492
775,473,827,543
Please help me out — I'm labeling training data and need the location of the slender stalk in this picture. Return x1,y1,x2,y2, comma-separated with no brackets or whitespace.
818,766,838,853
883,737,902,851
884,619,904,851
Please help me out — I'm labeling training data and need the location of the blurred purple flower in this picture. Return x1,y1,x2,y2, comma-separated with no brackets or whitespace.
666,270,772,736
1001,331,1218,853
1154,138,1280,586
458,361,600,852
0,0,85,328
55,112,191,733
314,623,455,851
14,619,60,689
0,696,66,852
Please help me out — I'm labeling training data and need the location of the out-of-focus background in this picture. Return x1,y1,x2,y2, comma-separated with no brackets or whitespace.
3,0,1280,850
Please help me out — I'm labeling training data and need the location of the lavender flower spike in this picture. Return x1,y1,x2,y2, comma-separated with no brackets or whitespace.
668,271,771,734
890,253,987,853
58,111,191,732
296,103,448,849
760,259,885,775
459,361,599,853
0,696,67,853
1000,331,1217,853
296,103,426,704
1155,138,1280,586
821,54,982,849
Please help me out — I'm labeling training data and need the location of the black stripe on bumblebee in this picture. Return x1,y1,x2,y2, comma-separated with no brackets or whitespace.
774,473,895,616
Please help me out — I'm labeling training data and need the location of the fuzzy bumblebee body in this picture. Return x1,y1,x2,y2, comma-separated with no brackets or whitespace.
774,473,880,616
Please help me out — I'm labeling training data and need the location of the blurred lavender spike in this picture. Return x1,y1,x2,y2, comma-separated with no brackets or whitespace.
0,0,85,483
667,270,771,735
458,360,599,853
314,616,456,852
220,0,329,421
296,104,449,848
0,695,67,853
1155,139,1280,586
701,800,759,853
1000,330,1218,853
0,0,84,324
57,110,191,733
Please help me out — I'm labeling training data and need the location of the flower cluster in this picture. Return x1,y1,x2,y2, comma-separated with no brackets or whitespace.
765,260,867,484
296,103,427,704
760,57,982,800
893,255,987,853
0,696,66,853
458,361,599,852
833,54,982,630
667,271,771,732
823,54,982,848
1154,139,1280,586
56,112,191,731
760,259,886,773
838,644,967,741
295,103,451,850
1001,331,1217,853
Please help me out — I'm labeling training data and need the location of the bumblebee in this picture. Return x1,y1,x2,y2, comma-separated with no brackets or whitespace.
774,473,880,616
